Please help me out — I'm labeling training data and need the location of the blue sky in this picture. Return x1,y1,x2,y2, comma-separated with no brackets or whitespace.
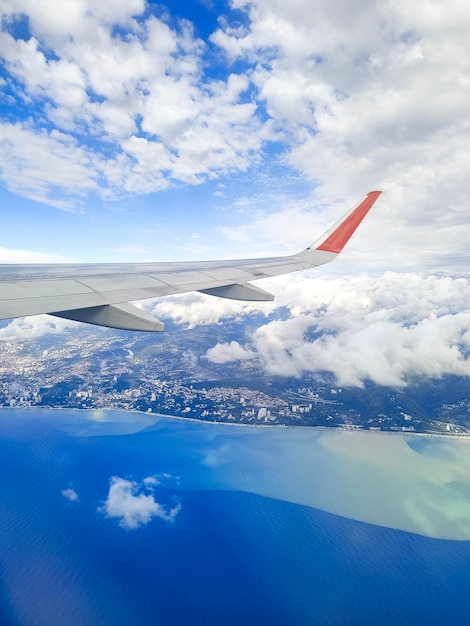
1,0,313,263
1,0,468,269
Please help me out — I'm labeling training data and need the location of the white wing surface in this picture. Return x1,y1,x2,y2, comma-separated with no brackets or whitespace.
0,191,381,331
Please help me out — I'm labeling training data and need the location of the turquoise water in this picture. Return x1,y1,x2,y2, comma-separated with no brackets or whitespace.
1,409,470,625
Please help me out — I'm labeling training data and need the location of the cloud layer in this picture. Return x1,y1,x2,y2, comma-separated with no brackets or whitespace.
2,267,469,388
211,0,470,268
152,271,470,387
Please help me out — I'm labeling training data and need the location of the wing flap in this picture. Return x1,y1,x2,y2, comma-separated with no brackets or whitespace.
52,303,165,332
199,283,274,301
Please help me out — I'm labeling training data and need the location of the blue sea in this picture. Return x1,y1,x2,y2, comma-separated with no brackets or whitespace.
1,408,470,625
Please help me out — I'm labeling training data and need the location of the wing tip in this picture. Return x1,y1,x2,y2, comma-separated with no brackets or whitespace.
315,190,382,254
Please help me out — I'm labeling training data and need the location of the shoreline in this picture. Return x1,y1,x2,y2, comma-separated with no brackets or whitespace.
0,405,468,440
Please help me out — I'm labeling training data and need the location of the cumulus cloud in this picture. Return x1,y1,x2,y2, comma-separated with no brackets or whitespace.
0,315,81,340
0,1,263,206
100,475,182,530
206,340,256,364
61,488,78,501
0,123,100,210
201,272,470,387
144,271,470,387
148,291,270,328
213,0,470,190
210,0,470,269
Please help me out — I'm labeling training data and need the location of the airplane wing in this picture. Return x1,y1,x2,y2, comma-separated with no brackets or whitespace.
0,191,381,332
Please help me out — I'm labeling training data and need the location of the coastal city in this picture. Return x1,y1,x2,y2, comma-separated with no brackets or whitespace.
1,324,469,435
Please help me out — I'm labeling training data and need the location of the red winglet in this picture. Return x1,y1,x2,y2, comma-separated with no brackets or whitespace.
316,191,382,254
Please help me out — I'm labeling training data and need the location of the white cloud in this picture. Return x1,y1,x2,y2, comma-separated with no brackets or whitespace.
144,271,470,387
0,315,80,340
201,272,470,387
0,123,100,209
211,0,470,270
100,475,182,530
61,488,78,501
0,1,263,206
148,291,267,328
206,340,256,364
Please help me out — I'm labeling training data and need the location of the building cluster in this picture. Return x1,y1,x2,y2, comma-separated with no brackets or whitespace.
0,334,468,435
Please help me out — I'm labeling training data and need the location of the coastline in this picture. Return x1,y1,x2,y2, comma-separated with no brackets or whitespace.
1,405,468,439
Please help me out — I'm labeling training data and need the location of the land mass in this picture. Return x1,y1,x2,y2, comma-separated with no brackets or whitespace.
1,315,469,435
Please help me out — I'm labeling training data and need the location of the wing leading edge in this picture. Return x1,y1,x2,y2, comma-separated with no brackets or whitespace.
0,191,381,331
